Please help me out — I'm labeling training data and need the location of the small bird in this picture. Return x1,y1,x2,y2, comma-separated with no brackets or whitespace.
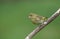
28,13,48,25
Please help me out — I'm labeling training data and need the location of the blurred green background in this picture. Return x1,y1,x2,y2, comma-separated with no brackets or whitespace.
0,0,60,39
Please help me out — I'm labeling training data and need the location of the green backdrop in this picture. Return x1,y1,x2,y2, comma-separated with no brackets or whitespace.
0,0,60,39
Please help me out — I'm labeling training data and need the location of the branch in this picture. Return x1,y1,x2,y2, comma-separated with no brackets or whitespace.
25,8,60,39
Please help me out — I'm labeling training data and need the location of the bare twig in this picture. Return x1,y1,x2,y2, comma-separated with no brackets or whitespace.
25,8,60,39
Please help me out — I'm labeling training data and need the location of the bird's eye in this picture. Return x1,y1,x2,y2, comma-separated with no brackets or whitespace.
30,14,32,16
29,15,32,18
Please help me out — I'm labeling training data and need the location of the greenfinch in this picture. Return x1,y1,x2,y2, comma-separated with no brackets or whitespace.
28,13,47,25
